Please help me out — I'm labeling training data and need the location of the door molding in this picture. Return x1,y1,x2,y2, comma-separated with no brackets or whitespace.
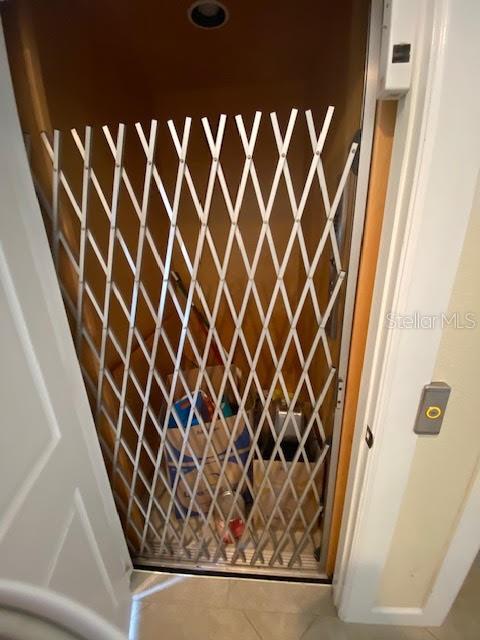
335,0,480,625
320,0,383,571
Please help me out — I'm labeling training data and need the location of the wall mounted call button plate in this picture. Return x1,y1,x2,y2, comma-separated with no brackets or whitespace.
378,0,417,99
414,382,451,435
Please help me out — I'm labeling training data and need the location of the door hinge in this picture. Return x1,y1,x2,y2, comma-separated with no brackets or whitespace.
365,425,374,449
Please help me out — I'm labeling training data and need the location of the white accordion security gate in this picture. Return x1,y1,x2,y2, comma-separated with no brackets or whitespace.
35,107,358,577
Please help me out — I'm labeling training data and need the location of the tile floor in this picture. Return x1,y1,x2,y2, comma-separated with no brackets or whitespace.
131,554,479,639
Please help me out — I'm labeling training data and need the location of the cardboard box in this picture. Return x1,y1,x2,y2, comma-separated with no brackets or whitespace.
253,459,324,531
165,366,252,517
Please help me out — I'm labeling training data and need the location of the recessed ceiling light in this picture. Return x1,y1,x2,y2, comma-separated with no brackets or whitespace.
188,1,229,29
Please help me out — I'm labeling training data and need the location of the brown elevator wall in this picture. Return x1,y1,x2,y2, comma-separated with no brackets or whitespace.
2,0,369,546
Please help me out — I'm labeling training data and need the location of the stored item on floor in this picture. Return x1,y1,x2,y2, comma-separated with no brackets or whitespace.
274,400,304,443
256,394,304,457
253,460,324,532
168,389,215,428
165,365,252,517
215,490,246,544
259,400,319,462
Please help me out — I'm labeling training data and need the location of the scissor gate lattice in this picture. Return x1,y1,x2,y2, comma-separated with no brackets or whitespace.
37,107,357,576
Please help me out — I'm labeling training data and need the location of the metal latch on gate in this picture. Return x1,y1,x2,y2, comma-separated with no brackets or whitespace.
336,377,345,412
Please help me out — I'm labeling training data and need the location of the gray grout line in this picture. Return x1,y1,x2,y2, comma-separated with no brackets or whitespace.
425,629,442,640
298,614,321,640
224,575,233,610
243,610,264,640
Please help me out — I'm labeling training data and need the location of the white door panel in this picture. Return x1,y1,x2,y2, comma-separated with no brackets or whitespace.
0,25,131,632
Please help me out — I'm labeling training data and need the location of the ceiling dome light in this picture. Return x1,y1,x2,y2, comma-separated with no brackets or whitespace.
188,1,228,29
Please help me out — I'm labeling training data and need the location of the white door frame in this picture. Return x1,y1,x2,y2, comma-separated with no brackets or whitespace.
335,0,480,626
